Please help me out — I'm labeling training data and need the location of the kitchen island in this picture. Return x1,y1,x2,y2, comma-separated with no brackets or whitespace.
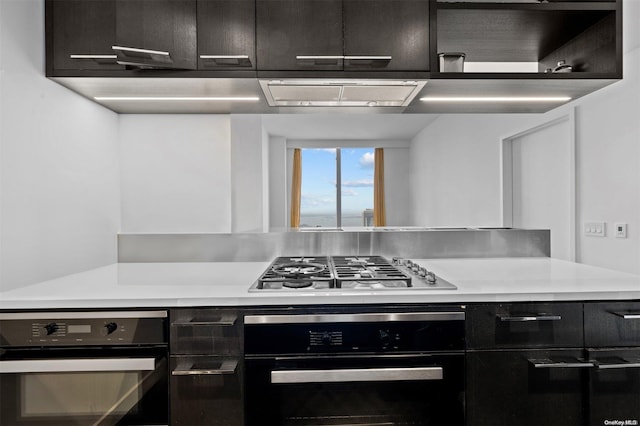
2,257,639,426
1,257,638,310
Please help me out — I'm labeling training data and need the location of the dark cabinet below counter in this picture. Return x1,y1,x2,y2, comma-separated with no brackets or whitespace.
467,349,588,426
467,301,640,426
164,300,640,426
169,308,244,426
466,302,584,349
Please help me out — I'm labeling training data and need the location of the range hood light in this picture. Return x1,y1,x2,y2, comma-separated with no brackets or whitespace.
420,96,571,103
93,96,260,102
260,79,427,107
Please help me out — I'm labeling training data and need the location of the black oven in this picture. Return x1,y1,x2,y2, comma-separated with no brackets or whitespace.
244,305,466,426
0,310,169,426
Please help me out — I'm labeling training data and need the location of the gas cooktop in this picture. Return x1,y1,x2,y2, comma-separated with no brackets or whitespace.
248,256,457,291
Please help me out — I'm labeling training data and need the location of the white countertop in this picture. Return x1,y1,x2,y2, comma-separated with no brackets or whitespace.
1,258,639,309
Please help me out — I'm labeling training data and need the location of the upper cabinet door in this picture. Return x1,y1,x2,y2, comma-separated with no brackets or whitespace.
115,0,197,69
197,0,255,70
256,0,343,71
343,0,430,71
51,0,122,71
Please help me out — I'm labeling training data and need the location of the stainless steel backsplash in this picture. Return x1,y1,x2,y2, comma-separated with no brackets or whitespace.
118,229,550,262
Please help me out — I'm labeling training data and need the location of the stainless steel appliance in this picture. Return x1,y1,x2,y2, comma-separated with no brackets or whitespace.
249,255,457,291
243,304,466,425
0,310,168,425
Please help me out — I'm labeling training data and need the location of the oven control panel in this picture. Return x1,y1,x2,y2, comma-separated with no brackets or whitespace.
244,308,466,355
29,319,129,342
0,311,167,347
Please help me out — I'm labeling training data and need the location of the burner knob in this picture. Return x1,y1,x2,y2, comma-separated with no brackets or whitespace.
392,257,403,265
405,260,413,268
104,322,118,335
418,267,428,277
426,271,437,284
44,323,58,335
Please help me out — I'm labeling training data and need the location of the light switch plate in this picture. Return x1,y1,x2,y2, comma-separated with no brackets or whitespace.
584,222,606,237
615,223,627,238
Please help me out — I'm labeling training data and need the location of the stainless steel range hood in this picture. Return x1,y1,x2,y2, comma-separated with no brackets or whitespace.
259,79,427,107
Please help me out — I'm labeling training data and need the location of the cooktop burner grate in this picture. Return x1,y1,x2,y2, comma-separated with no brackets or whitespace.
249,255,456,291
331,256,412,288
256,256,335,290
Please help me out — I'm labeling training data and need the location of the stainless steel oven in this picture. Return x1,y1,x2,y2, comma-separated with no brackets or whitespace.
244,305,465,426
0,311,168,426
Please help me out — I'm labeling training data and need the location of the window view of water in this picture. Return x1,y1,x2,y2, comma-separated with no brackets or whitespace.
300,147,374,228
300,210,373,228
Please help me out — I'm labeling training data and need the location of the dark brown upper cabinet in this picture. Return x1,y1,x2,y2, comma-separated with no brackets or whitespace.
114,0,197,69
343,0,430,71
197,0,256,70
256,0,430,72
256,0,344,71
432,0,621,78
48,0,123,72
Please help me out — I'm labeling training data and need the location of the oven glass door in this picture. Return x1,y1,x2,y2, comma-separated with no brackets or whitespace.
245,354,465,426
0,346,168,426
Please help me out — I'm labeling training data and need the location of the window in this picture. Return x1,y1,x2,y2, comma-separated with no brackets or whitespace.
299,147,374,228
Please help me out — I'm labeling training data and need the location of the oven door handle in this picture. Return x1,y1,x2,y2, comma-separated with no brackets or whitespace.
0,357,156,374
271,366,443,384
245,312,464,324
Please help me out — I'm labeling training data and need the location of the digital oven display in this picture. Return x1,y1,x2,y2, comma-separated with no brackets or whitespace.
67,324,91,334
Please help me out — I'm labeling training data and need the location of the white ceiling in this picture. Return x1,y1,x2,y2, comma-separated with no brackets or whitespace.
261,114,439,140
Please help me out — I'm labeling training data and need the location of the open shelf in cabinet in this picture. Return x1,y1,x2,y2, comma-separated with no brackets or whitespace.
432,1,621,77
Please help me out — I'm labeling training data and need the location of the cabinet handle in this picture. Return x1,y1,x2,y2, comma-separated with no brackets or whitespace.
344,55,392,60
171,359,238,376
0,358,156,374
199,55,252,66
112,45,170,56
596,358,640,369
498,314,562,322
271,366,443,384
200,55,249,59
296,55,345,60
172,314,237,326
528,358,595,369
112,45,173,67
295,55,344,66
611,311,640,319
69,54,117,60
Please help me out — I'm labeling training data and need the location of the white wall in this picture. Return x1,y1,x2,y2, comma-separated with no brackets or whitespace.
119,115,232,233
509,116,574,261
571,48,640,274
384,147,411,226
268,135,288,231
409,5,640,274
409,114,537,227
230,115,269,233
0,0,120,291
